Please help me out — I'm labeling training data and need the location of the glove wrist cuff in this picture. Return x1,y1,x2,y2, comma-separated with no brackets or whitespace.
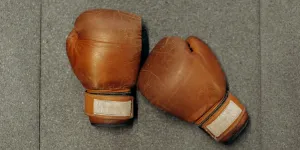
84,92,134,125
196,93,249,143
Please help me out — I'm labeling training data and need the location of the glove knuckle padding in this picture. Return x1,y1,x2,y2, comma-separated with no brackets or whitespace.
67,9,141,90
139,36,224,121
138,36,248,142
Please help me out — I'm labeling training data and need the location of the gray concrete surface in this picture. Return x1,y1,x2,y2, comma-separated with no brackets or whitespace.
261,0,300,149
0,0,40,150
1,0,300,149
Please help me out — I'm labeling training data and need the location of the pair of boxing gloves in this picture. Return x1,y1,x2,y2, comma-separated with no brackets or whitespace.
66,9,249,143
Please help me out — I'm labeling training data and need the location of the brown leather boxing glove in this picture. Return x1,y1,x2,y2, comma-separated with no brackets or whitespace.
138,36,249,143
66,9,141,126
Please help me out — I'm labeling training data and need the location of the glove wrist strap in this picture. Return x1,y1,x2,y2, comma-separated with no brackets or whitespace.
196,93,248,143
86,89,131,95
84,92,134,125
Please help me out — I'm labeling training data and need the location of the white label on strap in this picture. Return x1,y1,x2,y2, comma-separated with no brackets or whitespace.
93,99,132,117
206,100,242,137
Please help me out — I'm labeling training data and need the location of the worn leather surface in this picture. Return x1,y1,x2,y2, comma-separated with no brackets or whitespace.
66,9,141,125
138,36,248,142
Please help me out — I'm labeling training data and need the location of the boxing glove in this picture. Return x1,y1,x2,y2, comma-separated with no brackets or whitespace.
138,36,248,143
66,9,141,126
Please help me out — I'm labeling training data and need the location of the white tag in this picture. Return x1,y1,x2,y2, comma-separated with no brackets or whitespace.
93,99,132,116
206,100,242,137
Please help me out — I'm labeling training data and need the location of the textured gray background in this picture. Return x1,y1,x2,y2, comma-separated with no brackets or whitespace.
261,0,300,149
0,1,40,150
0,0,299,149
